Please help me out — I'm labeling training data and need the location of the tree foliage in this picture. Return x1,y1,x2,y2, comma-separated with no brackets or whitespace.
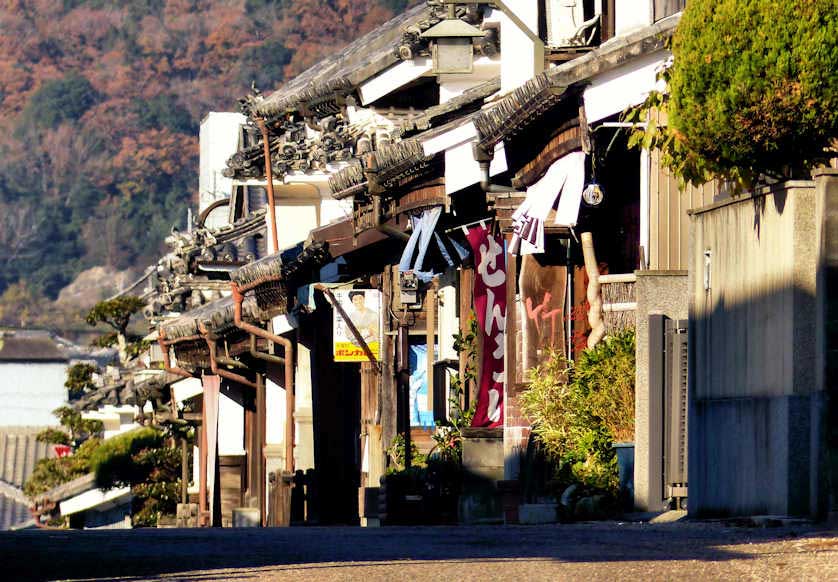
36,405,104,448
90,426,181,527
64,363,97,401
26,406,105,498
0,0,405,302
23,438,101,498
85,295,145,336
630,1,838,189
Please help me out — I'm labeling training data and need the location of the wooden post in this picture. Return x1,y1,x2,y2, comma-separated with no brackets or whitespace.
181,438,188,505
459,267,475,410
381,266,397,453
256,374,266,526
199,403,208,526
397,320,411,470
581,232,605,348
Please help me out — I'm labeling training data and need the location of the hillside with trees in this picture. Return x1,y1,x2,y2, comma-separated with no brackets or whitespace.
0,0,412,323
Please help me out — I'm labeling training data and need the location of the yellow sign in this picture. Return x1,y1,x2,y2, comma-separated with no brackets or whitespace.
332,289,382,363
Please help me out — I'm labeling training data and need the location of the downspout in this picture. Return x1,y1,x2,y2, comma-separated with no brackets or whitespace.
198,322,259,390
473,143,525,194
256,118,280,253
158,328,195,379
250,333,286,365
230,282,295,473
365,152,411,242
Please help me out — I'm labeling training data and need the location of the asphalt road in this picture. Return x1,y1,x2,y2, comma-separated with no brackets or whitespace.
2,521,836,582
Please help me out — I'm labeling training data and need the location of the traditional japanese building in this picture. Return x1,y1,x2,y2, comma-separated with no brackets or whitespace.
141,0,747,527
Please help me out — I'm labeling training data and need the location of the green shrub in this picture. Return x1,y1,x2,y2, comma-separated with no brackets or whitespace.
90,427,164,489
667,0,838,186
519,330,636,494
24,438,101,497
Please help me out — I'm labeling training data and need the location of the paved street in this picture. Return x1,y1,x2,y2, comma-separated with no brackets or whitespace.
2,521,836,582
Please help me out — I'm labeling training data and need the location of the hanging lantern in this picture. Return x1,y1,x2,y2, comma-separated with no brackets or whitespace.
420,3,486,74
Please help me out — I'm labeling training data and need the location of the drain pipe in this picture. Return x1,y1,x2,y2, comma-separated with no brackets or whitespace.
365,152,410,242
158,329,195,379
249,333,285,365
198,322,259,390
256,118,280,254
473,143,524,194
231,283,295,472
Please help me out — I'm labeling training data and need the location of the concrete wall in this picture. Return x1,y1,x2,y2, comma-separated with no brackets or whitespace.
0,363,67,427
688,176,835,518
633,270,687,511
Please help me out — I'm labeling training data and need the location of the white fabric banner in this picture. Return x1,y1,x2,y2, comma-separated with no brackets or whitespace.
510,151,585,255
202,375,220,523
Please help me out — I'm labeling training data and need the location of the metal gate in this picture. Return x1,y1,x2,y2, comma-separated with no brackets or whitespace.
663,318,688,509
648,315,689,510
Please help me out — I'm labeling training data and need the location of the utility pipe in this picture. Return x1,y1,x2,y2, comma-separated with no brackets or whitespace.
249,333,286,365
256,118,280,254
473,143,525,194
198,322,259,390
230,282,295,473
158,328,195,379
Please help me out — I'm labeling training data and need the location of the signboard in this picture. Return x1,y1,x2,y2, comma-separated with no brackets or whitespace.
333,289,382,362
466,225,506,427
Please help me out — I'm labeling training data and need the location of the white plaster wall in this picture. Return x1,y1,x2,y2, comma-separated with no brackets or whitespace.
265,378,286,445
199,112,246,230
218,390,245,456
491,2,543,93
83,406,140,440
320,198,352,226
615,0,653,36
0,363,67,426
275,202,319,251
294,344,314,471
583,51,668,123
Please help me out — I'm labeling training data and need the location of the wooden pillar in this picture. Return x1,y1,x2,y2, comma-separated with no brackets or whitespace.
459,267,476,409
181,439,189,505
381,265,397,456
199,401,208,526
256,374,266,526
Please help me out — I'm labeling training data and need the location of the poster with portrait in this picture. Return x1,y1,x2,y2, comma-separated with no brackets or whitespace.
332,289,382,362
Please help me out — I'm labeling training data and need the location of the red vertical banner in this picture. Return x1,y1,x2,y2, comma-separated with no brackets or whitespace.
467,225,506,427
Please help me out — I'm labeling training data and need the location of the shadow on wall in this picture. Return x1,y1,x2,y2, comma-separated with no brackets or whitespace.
689,280,838,519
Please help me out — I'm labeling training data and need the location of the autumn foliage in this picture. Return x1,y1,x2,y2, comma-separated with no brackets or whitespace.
0,0,407,303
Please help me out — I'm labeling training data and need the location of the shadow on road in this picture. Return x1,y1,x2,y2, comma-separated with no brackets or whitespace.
1,523,834,581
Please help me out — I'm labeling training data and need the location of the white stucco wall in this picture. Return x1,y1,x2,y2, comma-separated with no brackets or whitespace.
218,390,245,456
490,2,543,93
615,0,653,36
199,112,247,230
0,363,67,426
